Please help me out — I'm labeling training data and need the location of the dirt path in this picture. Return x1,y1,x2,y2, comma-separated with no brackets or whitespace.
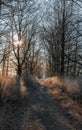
0,84,82,130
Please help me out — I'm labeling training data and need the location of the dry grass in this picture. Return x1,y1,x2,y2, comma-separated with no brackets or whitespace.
41,76,82,100
0,75,82,130
60,98,74,109
41,76,63,88
0,75,28,103
40,76,82,118
0,75,40,104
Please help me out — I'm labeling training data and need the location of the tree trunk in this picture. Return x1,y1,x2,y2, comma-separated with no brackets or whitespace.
61,0,66,76
17,65,22,77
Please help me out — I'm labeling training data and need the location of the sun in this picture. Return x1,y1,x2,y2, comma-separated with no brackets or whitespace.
13,34,22,47
14,40,22,47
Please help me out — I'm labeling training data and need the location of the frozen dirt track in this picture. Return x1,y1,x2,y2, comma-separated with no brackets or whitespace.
0,83,82,130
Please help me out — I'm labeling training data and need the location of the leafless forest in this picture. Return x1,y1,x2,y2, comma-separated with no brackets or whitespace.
0,0,82,130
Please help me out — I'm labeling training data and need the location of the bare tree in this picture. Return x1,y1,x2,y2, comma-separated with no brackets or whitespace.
40,0,82,77
0,0,40,77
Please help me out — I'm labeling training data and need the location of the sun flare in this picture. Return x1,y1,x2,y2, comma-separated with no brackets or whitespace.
14,40,22,47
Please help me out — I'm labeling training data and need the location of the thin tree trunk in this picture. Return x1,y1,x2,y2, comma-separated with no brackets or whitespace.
61,0,66,75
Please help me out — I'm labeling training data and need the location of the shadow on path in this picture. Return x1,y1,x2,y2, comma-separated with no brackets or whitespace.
0,83,82,130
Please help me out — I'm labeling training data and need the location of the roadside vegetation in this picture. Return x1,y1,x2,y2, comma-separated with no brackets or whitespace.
41,76,82,125
0,75,82,130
